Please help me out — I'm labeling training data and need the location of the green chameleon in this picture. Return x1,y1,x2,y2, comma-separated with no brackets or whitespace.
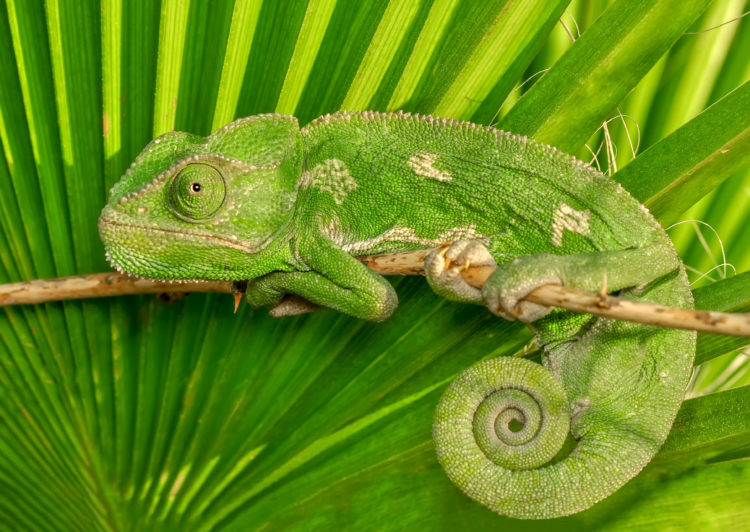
99,111,695,519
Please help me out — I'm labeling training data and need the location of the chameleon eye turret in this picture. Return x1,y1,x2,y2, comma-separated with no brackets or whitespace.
168,163,226,222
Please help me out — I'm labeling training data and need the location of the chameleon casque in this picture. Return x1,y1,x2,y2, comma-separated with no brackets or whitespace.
99,111,695,519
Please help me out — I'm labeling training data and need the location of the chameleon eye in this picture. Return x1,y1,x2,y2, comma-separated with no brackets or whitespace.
168,163,226,221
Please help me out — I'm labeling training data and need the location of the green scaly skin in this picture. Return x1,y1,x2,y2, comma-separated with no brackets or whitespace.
99,111,695,519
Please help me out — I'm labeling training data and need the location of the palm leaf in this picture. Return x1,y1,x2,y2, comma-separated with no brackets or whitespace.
1,0,749,529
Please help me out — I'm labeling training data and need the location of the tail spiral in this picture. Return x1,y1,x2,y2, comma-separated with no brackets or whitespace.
434,357,574,517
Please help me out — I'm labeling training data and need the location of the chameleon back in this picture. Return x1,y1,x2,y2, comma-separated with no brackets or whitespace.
299,112,667,260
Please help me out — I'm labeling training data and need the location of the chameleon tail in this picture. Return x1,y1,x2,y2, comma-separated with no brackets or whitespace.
433,348,686,519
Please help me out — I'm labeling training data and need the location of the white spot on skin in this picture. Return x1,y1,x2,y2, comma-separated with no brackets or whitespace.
297,158,357,204
322,219,489,254
343,226,423,252
408,152,452,182
551,203,591,247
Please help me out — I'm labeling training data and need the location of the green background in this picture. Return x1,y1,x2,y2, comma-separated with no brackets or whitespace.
1,0,749,529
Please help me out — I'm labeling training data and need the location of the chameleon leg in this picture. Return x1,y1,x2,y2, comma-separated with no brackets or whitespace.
481,242,681,322
433,241,695,518
246,241,398,321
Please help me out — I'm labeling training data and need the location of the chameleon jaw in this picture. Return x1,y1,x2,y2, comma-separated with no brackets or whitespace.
98,210,251,281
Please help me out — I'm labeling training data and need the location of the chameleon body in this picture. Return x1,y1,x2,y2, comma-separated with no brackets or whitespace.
99,112,696,519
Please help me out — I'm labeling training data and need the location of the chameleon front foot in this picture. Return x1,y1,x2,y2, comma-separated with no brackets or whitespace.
245,279,321,317
245,276,285,311
424,240,496,304
269,295,320,317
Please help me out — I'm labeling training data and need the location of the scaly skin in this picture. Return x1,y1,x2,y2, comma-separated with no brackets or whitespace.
99,111,695,519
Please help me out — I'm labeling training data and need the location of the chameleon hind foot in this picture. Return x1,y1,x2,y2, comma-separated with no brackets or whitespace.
425,240,497,304
481,255,568,323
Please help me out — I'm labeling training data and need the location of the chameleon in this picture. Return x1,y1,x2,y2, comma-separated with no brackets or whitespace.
98,111,696,519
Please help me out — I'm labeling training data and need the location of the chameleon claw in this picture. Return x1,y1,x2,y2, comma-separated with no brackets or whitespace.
438,246,451,269
231,280,248,314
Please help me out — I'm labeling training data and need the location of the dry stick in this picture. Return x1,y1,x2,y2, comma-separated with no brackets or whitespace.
0,273,233,304
1,248,749,338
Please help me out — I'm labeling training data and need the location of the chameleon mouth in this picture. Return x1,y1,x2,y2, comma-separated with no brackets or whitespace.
98,210,257,253
97,207,259,280
98,217,181,279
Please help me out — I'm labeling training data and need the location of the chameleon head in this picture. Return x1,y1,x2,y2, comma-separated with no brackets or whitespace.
99,115,302,281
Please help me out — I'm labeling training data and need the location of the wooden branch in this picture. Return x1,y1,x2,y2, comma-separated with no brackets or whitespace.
0,273,236,304
1,249,749,338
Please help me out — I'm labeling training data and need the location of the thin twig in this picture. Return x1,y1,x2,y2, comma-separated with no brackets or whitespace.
1,248,749,337
0,273,236,304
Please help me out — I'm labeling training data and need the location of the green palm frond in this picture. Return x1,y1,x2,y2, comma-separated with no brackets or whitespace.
1,0,749,529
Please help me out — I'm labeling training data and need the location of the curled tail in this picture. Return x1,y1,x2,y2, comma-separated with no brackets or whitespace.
433,302,695,519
